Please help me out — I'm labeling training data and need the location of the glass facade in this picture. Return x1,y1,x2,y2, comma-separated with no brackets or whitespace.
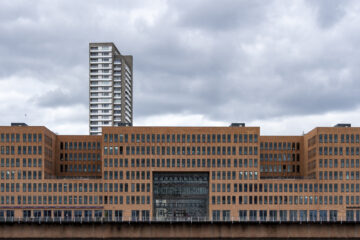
153,172,209,221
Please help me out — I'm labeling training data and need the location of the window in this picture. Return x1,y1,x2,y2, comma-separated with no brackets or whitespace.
212,210,220,221
222,210,230,221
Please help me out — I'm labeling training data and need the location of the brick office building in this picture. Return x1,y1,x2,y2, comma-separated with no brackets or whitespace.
0,123,359,222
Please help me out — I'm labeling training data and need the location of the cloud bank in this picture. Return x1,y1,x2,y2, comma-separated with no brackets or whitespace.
0,0,359,135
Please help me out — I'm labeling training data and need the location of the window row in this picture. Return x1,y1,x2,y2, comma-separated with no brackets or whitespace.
211,171,258,180
211,182,360,193
19,182,147,193
319,158,360,168
318,171,360,181
105,146,259,156
318,147,360,156
260,164,300,173
0,195,358,207
0,158,42,168
13,183,151,192
103,158,259,168
104,133,259,144
214,210,339,222
210,183,360,193
211,195,353,205
60,141,101,150
1,170,42,180
21,209,125,220
260,153,300,162
60,153,101,161
319,134,360,144
20,209,150,222
260,142,300,151
104,171,151,180
0,195,150,206
0,133,42,143
0,146,42,155
59,164,100,173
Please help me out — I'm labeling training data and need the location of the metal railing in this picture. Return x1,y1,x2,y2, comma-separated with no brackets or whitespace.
0,216,355,224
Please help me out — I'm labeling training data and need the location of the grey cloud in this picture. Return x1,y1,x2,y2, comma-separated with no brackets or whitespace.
173,0,269,31
32,88,87,108
0,0,360,134
306,0,351,28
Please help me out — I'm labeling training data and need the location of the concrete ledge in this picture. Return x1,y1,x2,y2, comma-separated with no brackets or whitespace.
0,222,360,239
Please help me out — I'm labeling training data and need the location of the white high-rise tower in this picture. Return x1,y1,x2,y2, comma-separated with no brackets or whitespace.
89,42,133,135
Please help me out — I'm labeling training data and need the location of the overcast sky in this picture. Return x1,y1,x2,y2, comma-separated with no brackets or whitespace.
0,0,359,135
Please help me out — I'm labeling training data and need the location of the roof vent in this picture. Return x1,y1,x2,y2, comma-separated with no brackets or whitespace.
230,123,245,127
11,123,28,126
334,123,351,127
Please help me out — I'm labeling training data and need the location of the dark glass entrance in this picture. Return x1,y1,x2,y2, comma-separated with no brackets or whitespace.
153,172,209,221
